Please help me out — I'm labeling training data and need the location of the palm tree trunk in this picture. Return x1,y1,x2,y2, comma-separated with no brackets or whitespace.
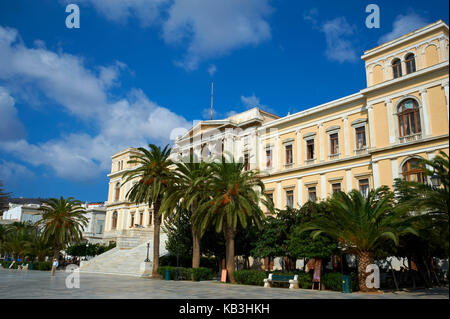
223,223,236,283
51,248,59,276
357,251,377,292
152,200,162,279
192,227,201,268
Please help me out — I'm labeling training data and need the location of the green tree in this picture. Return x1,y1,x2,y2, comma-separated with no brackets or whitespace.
193,159,270,283
37,197,88,276
251,215,284,268
288,201,338,261
123,144,172,278
0,180,11,216
160,160,211,268
300,188,417,292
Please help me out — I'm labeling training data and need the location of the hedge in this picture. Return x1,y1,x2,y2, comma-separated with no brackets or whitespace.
233,270,267,286
157,266,214,281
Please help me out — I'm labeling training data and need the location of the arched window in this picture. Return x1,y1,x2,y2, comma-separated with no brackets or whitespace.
392,58,402,79
405,53,416,74
402,158,424,183
397,99,421,137
114,182,120,202
112,211,118,229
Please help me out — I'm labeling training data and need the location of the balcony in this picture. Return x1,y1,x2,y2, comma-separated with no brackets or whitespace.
304,158,316,165
328,153,340,161
399,133,422,144
354,147,368,156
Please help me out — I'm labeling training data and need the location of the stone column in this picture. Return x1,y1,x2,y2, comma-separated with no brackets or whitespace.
320,174,326,200
318,122,324,162
391,159,399,182
343,116,350,157
274,135,280,171
419,88,431,136
385,98,395,144
296,129,302,167
367,104,376,149
345,169,352,192
442,80,449,122
297,178,302,208
372,160,380,189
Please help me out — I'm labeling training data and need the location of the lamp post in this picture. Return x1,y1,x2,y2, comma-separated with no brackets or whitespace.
85,243,89,261
176,214,180,281
144,242,150,262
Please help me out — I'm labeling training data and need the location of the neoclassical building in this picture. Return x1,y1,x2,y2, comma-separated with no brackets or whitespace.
103,20,449,244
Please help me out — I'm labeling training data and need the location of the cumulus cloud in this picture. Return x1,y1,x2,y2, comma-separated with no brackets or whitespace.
0,25,190,181
378,12,429,44
320,17,358,63
0,160,35,188
0,86,26,141
162,0,273,70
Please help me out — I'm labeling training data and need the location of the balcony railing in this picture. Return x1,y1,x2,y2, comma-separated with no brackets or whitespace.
328,153,340,161
399,133,422,144
355,147,368,156
304,158,316,165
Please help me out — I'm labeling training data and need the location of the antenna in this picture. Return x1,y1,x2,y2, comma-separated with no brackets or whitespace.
210,80,214,120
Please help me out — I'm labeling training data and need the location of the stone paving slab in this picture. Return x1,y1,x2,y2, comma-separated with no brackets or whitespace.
0,269,448,299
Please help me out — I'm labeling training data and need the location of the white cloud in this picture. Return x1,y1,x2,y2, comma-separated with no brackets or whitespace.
0,86,26,141
76,0,169,26
162,0,273,70
0,160,35,189
321,17,358,63
378,12,429,44
207,64,217,76
0,25,191,181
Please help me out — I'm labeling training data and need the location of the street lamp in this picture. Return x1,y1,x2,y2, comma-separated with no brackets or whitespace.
144,242,150,262
85,242,89,261
431,174,441,188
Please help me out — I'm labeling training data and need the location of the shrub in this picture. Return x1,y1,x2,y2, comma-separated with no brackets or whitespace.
233,270,267,286
35,261,52,271
192,267,214,281
321,272,342,291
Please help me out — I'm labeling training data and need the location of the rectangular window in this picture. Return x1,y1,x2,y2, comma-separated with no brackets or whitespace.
332,183,341,194
359,179,370,197
393,63,402,79
266,149,272,168
330,133,339,155
306,140,315,160
355,126,366,149
130,213,135,227
286,190,294,208
139,211,144,225
96,220,104,234
285,144,293,165
308,187,317,202
244,153,249,171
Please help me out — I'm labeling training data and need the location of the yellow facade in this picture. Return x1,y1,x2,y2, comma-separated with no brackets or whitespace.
104,20,449,231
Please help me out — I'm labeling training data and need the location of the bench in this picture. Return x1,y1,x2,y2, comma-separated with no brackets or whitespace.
264,274,299,289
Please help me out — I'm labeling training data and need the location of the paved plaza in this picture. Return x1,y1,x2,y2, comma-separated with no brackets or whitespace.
0,268,448,299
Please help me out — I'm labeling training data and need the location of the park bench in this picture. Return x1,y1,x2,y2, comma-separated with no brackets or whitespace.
264,273,299,289
18,263,29,270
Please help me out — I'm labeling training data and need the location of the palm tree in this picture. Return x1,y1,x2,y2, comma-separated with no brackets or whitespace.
123,144,172,278
160,160,212,268
3,222,35,262
193,158,270,283
37,197,88,276
0,180,11,216
300,188,417,292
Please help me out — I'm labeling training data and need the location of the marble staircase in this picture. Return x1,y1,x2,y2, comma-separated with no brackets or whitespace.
79,231,168,277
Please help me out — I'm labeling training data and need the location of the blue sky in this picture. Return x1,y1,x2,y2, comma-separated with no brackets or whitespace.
0,0,448,201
